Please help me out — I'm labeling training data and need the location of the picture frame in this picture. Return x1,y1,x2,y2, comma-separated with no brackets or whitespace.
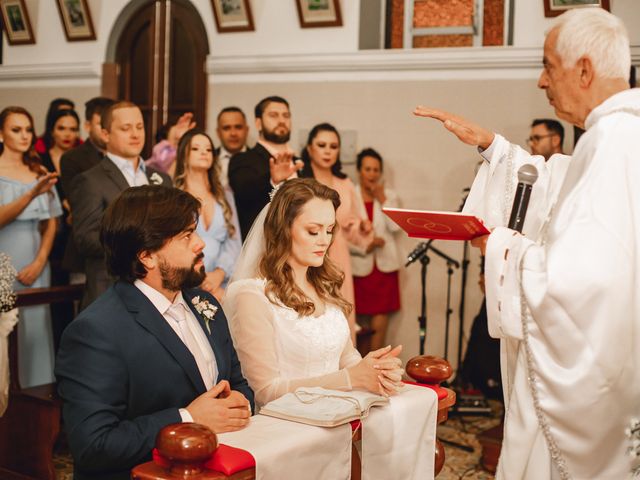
295,0,342,28
211,0,255,33
0,0,35,45
56,0,96,41
543,0,610,18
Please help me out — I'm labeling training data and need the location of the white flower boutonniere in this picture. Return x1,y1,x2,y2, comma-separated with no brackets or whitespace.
150,172,163,185
191,296,218,334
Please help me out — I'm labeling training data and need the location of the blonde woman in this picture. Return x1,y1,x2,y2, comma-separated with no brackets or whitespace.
174,129,241,299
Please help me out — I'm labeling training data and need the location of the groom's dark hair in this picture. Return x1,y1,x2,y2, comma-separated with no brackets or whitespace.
101,185,201,282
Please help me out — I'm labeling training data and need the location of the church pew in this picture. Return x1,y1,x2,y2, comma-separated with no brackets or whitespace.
0,285,83,480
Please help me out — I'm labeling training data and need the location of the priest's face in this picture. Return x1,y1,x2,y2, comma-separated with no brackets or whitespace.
538,28,585,127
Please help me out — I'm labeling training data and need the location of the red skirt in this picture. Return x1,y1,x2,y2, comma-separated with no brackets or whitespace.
353,264,400,315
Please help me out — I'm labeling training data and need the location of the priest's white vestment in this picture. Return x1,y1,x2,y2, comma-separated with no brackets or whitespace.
464,88,640,479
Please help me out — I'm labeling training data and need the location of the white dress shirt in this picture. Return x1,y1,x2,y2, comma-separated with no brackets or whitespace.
107,153,149,187
218,145,247,189
134,280,219,422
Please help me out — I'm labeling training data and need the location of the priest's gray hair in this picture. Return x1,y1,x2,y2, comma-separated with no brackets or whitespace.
551,8,630,80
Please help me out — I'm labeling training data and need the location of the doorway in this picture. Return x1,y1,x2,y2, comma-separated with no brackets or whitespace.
104,0,209,158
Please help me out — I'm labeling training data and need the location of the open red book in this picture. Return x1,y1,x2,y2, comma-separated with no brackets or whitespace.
383,207,489,241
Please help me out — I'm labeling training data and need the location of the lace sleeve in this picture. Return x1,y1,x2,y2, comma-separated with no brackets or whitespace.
225,281,355,407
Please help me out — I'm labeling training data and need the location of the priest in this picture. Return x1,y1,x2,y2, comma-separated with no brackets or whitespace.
417,8,639,480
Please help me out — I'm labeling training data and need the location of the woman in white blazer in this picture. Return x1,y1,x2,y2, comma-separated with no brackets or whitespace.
351,148,402,350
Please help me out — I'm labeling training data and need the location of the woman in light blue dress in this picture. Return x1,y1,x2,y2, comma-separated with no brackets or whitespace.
0,106,62,388
174,129,241,299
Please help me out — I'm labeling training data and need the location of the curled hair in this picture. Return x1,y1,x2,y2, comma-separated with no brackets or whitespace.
259,178,352,317
174,129,236,238
552,8,630,79
100,185,200,282
0,106,43,174
300,122,347,179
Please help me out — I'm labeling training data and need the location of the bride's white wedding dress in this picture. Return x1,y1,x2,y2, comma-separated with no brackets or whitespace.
224,278,361,408
223,277,439,480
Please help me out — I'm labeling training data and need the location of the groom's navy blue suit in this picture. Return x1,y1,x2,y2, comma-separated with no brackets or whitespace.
55,281,254,480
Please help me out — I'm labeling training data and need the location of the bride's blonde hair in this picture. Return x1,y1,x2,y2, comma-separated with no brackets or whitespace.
259,178,352,317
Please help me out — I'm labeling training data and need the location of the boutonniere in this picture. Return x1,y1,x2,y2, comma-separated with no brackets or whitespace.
191,296,218,334
150,172,163,185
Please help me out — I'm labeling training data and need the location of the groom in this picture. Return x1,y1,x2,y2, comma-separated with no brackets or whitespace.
56,185,254,480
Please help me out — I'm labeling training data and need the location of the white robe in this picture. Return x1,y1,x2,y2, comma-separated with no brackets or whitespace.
464,134,571,479
468,89,640,480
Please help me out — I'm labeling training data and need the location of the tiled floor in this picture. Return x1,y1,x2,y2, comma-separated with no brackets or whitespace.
53,402,503,479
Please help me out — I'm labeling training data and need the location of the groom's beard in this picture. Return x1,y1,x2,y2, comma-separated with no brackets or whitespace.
159,253,206,291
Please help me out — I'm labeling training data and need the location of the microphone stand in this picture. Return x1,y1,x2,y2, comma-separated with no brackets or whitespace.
456,240,470,385
418,253,430,355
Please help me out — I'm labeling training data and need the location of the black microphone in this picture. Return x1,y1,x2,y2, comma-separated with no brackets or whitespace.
508,164,539,233
405,240,434,267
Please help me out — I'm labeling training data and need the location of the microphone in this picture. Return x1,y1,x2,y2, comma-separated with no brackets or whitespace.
508,164,539,233
405,240,433,267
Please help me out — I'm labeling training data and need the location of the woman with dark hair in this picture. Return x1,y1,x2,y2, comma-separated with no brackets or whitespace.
351,148,402,350
39,108,81,350
35,97,81,154
0,106,61,388
174,129,240,299
300,123,372,337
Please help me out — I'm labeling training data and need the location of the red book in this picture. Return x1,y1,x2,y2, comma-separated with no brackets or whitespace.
382,207,489,241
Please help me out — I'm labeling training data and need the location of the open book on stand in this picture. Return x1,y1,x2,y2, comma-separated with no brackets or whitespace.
259,387,389,427
383,207,490,241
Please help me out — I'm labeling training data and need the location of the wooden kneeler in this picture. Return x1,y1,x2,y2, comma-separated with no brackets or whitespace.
0,285,83,480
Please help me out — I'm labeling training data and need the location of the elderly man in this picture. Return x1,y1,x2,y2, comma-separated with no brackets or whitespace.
419,8,639,480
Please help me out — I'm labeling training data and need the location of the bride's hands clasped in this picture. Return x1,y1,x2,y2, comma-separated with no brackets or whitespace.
347,345,405,397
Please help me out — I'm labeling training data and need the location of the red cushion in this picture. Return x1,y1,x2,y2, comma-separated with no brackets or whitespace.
152,443,256,475
205,444,256,474
403,380,449,400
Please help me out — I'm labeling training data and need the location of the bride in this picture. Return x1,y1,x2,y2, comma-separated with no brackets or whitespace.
223,178,437,479
223,178,403,408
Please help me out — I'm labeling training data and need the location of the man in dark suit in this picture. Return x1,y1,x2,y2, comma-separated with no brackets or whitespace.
56,185,254,480
69,101,171,308
58,97,115,279
228,96,302,240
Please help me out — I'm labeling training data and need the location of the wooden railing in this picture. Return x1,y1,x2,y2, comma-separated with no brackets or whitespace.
0,284,83,480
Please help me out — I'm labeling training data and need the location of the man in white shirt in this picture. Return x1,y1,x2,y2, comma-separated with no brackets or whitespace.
215,106,249,189
56,185,253,480
69,101,171,308
416,8,640,479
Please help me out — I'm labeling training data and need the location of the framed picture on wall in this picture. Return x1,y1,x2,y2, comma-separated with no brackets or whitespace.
56,0,96,41
211,0,255,33
296,0,342,28
0,0,35,45
543,0,610,18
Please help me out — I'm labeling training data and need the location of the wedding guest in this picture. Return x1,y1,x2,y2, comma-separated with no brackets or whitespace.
0,106,61,387
351,148,402,351
39,108,81,350
300,123,372,338
145,112,196,177
174,130,241,300
228,96,302,240
215,106,250,189
35,97,80,154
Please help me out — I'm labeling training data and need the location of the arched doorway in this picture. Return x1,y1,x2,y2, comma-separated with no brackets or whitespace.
103,0,209,158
